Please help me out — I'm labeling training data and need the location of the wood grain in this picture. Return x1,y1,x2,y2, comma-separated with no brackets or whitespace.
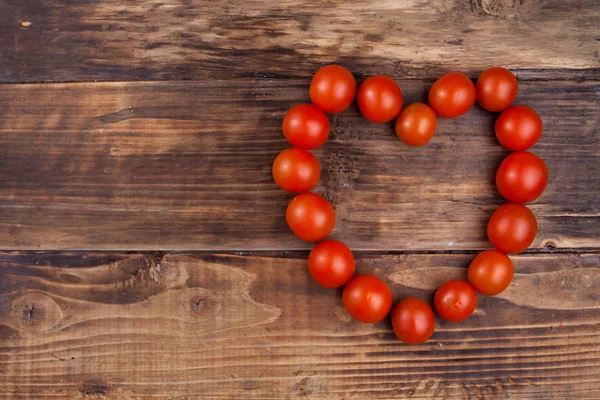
1,0,599,83
1,2,599,399
1,252,599,399
0,79,598,251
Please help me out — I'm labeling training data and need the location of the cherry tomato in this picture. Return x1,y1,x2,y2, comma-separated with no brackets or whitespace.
342,274,392,324
307,240,355,288
286,192,335,242
495,105,543,151
487,203,537,254
282,104,330,150
468,250,514,295
428,72,476,118
476,67,518,112
395,103,437,146
272,148,321,193
310,65,356,114
434,280,477,322
496,151,549,203
357,75,403,123
391,298,435,344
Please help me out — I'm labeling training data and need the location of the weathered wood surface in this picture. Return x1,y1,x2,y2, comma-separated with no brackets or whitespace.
1,0,599,83
0,79,598,251
1,0,600,398
0,252,599,399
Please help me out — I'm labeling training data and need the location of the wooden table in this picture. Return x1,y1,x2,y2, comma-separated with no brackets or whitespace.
1,1,599,399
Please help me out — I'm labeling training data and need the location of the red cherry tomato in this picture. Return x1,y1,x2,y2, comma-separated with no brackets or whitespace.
434,280,477,322
272,148,321,193
395,103,437,146
282,104,330,150
357,75,403,123
495,105,543,151
428,72,476,118
310,65,356,114
286,192,335,242
496,151,549,203
342,274,392,324
308,240,355,288
487,203,537,254
468,250,514,295
391,298,435,344
476,67,518,112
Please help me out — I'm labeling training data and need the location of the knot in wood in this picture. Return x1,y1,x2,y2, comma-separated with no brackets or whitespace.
185,290,219,319
10,293,63,332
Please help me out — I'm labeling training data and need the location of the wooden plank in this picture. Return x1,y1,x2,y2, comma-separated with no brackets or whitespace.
0,252,599,399
0,79,598,251
1,0,599,82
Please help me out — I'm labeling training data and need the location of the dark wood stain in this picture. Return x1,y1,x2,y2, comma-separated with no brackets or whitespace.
0,0,599,82
80,381,110,396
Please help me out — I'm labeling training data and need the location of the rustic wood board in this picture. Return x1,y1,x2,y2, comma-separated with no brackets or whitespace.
1,252,599,399
2,0,600,398
1,0,599,83
0,79,598,251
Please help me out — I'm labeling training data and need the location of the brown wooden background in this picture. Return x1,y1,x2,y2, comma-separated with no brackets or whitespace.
0,0,599,399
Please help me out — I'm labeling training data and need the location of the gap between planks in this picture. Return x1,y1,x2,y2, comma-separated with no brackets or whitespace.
0,68,598,86
1,248,599,256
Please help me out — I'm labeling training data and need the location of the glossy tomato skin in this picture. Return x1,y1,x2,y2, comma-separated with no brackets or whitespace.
357,75,403,123
395,103,437,146
308,240,355,288
476,67,518,112
272,148,321,193
495,105,543,151
487,203,537,254
282,104,330,150
391,298,435,344
468,250,514,295
286,192,335,242
496,152,549,203
428,72,476,118
342,274,392,324
434,280,477,322
310,65,357,114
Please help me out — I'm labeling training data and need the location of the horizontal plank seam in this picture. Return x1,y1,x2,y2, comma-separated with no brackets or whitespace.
0,248,599,256
0,68,599,85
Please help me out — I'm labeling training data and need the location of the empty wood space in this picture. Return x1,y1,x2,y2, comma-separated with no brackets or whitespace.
0,0,599,398
1,0,599,82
